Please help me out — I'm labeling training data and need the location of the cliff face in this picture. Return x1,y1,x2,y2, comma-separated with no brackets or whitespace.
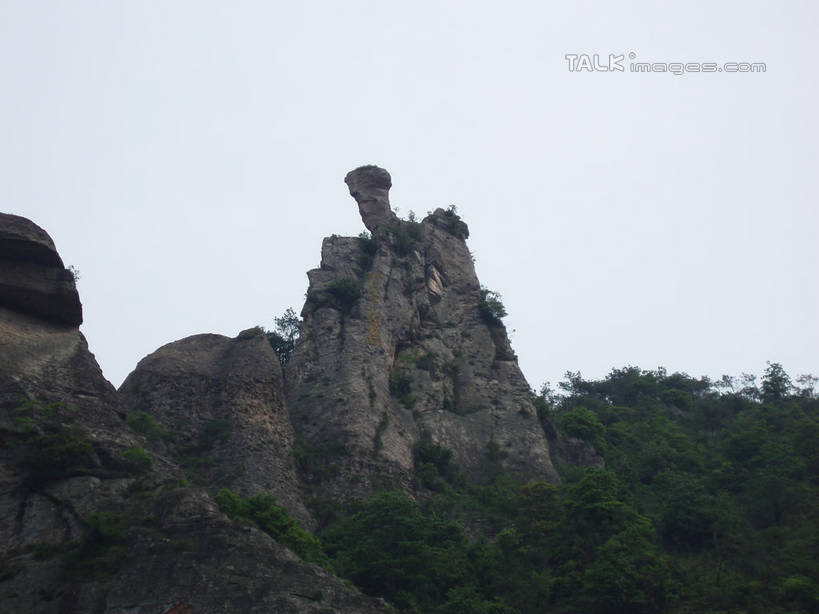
118,328,311,526
0,169,598,611
0,213,389,613
285,166,560,498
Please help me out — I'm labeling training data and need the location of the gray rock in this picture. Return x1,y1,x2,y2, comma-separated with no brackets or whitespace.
286,168,560,500
0,212,82,326
0,215,390,614
119,328,311,527
344,165,398,233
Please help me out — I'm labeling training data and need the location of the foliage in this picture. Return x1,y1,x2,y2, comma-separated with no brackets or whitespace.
10,398,74,432
391,221,423,257
67,264,81,282
266,307,301,367
293,436,348,483
64,512,127,579
127,411,167,441
176,418,234,485
441,205,467,239
478,286,507,327
762,361,793,401
414,438,461,491
389,370,416,409
22,431,93,482
415,351,437,371
373,412,389,455
321,491,470,611
358,231,380,269
215,489,329,567
122,446,153,472
556,406,606,450
312,362,818,614
307,278,361,315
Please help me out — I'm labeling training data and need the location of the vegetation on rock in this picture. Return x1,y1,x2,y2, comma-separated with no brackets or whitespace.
266,307,301,367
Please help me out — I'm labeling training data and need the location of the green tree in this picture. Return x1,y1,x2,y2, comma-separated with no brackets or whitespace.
266,307,300,367
322,491,468,610
761,361,793,402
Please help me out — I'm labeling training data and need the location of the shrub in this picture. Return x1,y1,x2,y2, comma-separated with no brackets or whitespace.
357,231,380,269
197,418,232,450
127,412,167,441
63,512,127,579
23,432,93,482
216,489,329,566
391,221,423,257
122,446,153,472
478,287,507,327
414,439,460,490
442,205,467,239
293,437,348,483
308,278,361,315
389,371,416,409
416,352,437,372
557,407,606,453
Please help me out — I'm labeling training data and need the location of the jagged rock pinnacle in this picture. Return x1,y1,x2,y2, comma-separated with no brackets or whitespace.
344,165,398,232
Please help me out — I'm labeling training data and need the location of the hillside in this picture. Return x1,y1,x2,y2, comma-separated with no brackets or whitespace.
1,168,816,613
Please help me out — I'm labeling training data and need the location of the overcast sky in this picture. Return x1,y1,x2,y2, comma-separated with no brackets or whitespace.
1,1,816,391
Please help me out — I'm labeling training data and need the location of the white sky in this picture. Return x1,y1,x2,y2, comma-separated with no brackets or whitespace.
1,1,816,390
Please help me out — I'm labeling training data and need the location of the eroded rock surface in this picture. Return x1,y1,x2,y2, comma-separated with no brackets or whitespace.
0,212,82,326
119,328,310,526
286,166,560,499
344,165,398,233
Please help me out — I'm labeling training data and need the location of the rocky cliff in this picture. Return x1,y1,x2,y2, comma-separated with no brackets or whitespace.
0,168,600,612
285,166,560,499
0,214,389,613
118,328,311,527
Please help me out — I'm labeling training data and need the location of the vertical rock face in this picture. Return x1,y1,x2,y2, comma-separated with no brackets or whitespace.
0,212,82,326
286,166,560,498
119,328,310,526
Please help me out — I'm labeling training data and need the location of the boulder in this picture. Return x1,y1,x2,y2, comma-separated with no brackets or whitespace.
344,165,398,233
0,212,82,326
119,327,311,526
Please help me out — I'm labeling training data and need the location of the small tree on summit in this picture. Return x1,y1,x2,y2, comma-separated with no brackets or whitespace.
761,361,792,402
266,308,300,368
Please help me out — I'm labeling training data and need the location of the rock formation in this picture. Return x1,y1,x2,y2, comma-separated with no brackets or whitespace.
0,214,389,613
344,165,398,233
0,170,600,611
286,165,560,499
119,328,310,526
0,212,82,326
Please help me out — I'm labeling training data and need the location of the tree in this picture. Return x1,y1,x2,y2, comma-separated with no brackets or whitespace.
266,307,300,367
761,362,792,402
478,286,507,327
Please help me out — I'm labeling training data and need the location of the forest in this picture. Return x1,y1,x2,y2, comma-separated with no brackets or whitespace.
222,362,819,613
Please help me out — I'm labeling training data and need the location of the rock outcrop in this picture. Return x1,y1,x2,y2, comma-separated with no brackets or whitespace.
0,212,82,326
0,213,390,613
119,328,310,526
344,165,398,233
285,166,560,499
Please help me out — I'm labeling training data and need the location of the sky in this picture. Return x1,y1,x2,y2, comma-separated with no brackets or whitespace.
1,1,816,391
